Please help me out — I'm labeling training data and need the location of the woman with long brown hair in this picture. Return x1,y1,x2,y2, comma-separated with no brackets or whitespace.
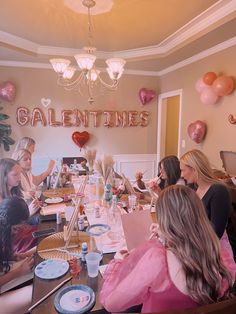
0,197,34,314
147,155,184,196
100,185,235,313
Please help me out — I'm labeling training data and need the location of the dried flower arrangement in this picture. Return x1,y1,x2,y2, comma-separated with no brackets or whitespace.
84,149,97,172
95,154,114,185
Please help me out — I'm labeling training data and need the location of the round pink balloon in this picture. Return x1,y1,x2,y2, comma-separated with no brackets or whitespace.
195,78,208,94
0,81,16,102
200,86,218,105
139,88,156,105
212,76,235,96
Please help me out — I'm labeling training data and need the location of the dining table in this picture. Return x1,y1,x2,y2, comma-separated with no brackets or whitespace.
30,185,155,313
31,219,113,314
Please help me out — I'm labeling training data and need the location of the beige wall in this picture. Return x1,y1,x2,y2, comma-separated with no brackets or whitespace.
0,67,159,158
160,45,236,170
1,44,236,171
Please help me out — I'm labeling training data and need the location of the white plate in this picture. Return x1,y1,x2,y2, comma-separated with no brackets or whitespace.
45,197,63,204
35,259,69,280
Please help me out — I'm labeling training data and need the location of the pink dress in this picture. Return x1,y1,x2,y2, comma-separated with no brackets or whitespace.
100,239,236,313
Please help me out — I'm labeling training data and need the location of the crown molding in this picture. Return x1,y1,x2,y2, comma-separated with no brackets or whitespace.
1,36,235,77
157,36,236,76
0,60,159,76
0,31,38,53
0,0,235,60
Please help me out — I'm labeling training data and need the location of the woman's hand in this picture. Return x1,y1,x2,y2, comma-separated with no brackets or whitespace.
29,198,41,215
146,177,162,196
16,256,34,276
149,223,160,238
14,247,36,261
114,249,130,260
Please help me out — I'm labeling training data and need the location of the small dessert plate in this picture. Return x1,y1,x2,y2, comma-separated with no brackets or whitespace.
45,197,64,204
54,284,95,314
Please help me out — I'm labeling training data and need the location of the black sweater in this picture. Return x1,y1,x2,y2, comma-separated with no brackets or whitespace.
202,184,231,239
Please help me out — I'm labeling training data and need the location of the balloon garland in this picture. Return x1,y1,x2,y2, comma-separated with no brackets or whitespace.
195,72,235,105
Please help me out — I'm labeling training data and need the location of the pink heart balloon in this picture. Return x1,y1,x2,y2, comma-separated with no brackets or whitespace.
187,120,207,144
0,81,16,102
139,88,156,105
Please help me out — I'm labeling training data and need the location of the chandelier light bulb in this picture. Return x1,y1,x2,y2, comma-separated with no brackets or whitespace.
86,68,100,82
106,58,126,80
74,54,96,71
50,59,71,74
62,66,76,79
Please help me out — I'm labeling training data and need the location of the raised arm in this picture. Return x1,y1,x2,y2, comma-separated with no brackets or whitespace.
32,160,56,186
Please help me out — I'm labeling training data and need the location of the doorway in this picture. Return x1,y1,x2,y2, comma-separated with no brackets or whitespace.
156,89,182,167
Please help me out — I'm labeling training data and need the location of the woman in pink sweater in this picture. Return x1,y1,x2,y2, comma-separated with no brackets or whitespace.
100,185,236,313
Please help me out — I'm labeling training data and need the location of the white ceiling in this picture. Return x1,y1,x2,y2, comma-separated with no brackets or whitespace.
0,0,236,75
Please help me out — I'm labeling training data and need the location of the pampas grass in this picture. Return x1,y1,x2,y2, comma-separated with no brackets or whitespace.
95,154,114,185
84,149,97,171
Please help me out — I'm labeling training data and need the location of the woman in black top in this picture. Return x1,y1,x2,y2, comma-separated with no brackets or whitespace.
180,149,233,256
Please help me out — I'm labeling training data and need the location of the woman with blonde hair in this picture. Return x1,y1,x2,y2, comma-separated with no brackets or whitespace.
100,185,235,313
13,137,36,154
12,148,52,194
180,149,233,256
12,137,55,182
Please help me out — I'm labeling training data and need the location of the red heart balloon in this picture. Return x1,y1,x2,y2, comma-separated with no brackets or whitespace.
72,131,90,148
0,81,16,102
139,88,156,105
187,120,207,144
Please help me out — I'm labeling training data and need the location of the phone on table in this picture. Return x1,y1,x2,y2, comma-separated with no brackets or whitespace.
40,214,57,222
32,228,56,238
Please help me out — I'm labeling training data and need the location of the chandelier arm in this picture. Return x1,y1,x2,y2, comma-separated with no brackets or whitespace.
56,72,85,89
96,75,119,90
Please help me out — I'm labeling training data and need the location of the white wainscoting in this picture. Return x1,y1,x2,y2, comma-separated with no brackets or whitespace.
32,154,157,181
113,154,157,182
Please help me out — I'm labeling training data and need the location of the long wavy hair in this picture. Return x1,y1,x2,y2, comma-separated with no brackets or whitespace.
12,137,35,155
0,158,22,199
158,155,181,189
0,197,29,272
180,149,220,185
157,185,234,304
11,148,32,165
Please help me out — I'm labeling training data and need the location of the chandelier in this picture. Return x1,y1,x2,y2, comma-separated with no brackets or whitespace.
50,0,126,104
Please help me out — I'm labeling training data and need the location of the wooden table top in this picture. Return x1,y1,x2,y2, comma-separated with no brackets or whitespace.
31,220,112,314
